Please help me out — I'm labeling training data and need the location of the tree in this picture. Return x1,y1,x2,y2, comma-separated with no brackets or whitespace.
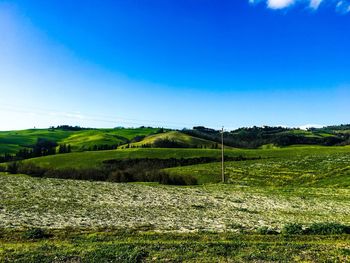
33,138,57,156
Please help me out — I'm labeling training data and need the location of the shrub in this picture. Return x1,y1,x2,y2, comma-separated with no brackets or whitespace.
159,173,197,185
12,159,199,185
306,222,350,235
6,162,19,174
153,138,188,148
108,170,134,183
0,164,6,172
17,162,46,177
23,228,47,239
44,168,108,181
282,223,304,235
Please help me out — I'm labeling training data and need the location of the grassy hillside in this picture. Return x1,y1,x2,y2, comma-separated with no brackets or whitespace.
2,143,350,261
0,129,75,154
1,172,350,262
128,131,223,148
60,128,160,151
2,125,349,155
167,146,350,186
22,145,350,170
0,127,161,154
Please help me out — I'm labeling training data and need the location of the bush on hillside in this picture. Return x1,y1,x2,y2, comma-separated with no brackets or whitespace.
16,162,47,177
159,173,197,185
23,228,47,239
0,165,6,172
107,169,197,185
153,138,188,148
306,222,350,235
44,168,108,181
282,223,304,235
11,161,198,185
6,162,19,174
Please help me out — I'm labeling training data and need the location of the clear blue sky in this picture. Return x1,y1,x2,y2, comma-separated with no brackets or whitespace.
0,0,349,130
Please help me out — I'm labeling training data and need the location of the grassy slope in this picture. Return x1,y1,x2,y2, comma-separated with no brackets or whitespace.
167,146,350,186
0,129,75,154
60,128,160,151
25,144,350,169
0,127,160,154
285,129,334,138
2,145,350,261
128,131,222,148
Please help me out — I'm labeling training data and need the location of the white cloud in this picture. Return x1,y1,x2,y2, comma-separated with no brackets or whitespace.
336,0,350,13
249,0,350,12
310,0,323,9
268,0,295,9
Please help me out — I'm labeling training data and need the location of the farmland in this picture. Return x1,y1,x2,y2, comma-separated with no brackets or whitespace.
1,170,350,262
1,128,350,262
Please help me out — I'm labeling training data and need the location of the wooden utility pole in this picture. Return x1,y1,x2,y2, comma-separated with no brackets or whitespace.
221,126,225,183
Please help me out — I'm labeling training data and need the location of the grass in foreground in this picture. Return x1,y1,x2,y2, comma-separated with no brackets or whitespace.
1,173,349,231
1,229,349,262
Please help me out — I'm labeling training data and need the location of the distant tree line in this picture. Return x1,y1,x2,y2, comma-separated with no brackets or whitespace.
0,138,71,163
49,125,87,131
182,126,350,148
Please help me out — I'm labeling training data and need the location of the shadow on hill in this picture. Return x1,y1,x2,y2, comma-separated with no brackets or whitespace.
4,155,257,186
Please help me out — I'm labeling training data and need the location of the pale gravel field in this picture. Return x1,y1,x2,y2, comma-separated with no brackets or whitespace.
0,173,349,232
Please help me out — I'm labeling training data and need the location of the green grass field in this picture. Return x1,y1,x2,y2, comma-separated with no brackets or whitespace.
1,137,350,262
24,148,244,169
23,144,350,170
1,172,349,262
167,146,350,186
1,173,349,231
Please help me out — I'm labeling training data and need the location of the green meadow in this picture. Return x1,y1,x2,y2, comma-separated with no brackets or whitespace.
1,128,350,262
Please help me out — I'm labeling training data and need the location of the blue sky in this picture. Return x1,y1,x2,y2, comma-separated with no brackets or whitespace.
0,0,349,130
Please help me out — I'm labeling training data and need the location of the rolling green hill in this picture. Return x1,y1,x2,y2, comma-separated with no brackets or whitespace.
0,127,161,154
2,125,350,156
0,129,75,154
19,144,350,172
184,125,350,148
127,131,223,149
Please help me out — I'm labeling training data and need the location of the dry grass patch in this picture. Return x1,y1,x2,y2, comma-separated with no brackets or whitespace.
1,173,349,232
